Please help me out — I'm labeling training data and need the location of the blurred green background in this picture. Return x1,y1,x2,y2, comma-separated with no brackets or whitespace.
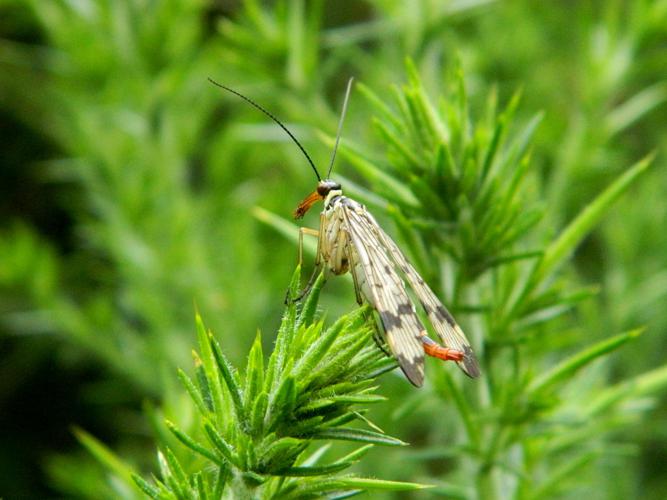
1,0,666,498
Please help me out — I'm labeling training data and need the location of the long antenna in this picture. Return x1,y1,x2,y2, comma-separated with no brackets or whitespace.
208,78,321,181
325,77,354,179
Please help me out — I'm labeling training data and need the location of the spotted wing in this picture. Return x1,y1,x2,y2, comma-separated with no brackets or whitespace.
339,201,427,387
371,218,481,378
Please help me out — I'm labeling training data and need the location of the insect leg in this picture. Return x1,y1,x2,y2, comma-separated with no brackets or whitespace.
350,254,389,355
286,217,325,304
298,227,320,267
288,262,325,304
366,310,391,357
373,326,392,357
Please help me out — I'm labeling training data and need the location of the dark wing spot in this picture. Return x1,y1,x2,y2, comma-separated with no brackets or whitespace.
461,345,481,378
420,301,431,315
379,311,402,330
397,303,414,315
435,305,457,327
396,354,424,387
384,265,392,274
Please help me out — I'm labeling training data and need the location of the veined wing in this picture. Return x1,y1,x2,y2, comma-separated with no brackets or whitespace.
337,200,427,387
351,207,480,378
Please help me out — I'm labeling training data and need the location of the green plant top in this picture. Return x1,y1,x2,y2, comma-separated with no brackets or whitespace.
133,267,427,499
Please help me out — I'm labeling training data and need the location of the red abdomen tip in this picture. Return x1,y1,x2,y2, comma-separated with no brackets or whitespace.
423,342,465,362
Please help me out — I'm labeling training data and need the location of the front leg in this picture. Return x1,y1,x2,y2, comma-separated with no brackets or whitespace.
287,262,325,304
298,227,320,267
286,218,325,304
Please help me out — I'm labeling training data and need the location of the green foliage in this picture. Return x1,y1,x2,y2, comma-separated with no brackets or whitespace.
129,267,424,499
2,1,667,499
350,61,542,283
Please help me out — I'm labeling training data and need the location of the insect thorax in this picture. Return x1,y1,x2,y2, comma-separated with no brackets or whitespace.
323,187,343,209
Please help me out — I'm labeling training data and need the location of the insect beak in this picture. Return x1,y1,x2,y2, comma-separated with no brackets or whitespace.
294,190,322,219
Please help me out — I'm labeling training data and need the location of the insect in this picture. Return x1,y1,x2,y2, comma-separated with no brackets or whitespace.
210,78,480,386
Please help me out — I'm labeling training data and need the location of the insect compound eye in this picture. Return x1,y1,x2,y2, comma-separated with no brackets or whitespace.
317,180,341,196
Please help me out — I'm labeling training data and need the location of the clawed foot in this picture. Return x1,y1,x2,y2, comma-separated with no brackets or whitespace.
284,287,309,305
